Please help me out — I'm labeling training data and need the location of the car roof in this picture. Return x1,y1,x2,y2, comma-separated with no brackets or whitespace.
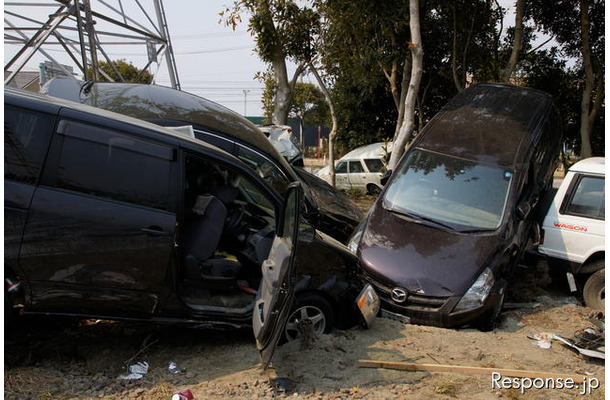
42,77,286,165
5,86,235,159
339,142,392,161
569,157,605,175
413,83,554,167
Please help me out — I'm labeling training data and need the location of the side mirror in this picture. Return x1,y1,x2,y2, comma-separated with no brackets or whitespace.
380,170,392,186
516,201,531,220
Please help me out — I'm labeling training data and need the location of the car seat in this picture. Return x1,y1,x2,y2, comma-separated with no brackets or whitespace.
182,195,241,284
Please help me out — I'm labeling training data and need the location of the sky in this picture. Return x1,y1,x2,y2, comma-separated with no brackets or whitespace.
154,0,272,116
4,0,540,118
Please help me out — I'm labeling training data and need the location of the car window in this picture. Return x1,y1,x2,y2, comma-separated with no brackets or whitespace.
565,175,605,219
235,145,291,195
4,105,55,184
192,128,235,153
336,161,347,174
349,161,364,173
54,120,173,210
184,152,276,218
383,149,512,231
364,158,384,173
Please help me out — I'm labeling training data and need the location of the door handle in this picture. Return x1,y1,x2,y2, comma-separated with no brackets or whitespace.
140,227,170,236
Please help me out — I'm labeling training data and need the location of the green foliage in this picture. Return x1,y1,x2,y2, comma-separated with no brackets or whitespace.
257,69,329,127
222,0,319,63
87,59,153,83
255,68,276,123
528,0,604,60
519,48,581,151
227,0,604,156
291,82,329,125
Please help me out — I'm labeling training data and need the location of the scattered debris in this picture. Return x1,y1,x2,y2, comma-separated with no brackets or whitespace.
169,361,182,374
172,388,194,400
527,332,554,349
554,335,604,360
118,361,149,380
527,312,605,360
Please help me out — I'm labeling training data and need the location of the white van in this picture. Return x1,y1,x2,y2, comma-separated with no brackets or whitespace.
538,157,605,310
316,142,391,195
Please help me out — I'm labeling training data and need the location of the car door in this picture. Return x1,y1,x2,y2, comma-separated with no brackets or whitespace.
253,182,302,368
543,173,605,263
348,160,367,190
335,161,349,190
19,118,177,317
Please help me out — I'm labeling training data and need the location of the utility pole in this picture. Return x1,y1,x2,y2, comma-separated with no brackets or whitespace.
82,0,99,81
243,89,250,116
5,1,180,87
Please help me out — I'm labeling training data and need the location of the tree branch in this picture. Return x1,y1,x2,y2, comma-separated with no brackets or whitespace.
501,0,526,82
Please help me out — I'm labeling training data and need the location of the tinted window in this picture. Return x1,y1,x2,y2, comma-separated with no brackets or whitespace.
235,145,290,195
349,161,364,173
55,120,172,210
383,149,512,230
4,105,55,184
566,175,605,219
336,161,347,174
364,158,384,173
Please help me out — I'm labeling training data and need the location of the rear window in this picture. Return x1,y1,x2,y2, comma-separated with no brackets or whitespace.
364,158,384,173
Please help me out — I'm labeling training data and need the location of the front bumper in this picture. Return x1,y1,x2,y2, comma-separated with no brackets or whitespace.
362,274,504,329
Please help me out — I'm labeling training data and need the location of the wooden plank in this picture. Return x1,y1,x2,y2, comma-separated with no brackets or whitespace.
358,360,587,383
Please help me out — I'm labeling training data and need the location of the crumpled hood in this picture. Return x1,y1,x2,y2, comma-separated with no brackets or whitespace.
358,204,500,297
294,167,363,225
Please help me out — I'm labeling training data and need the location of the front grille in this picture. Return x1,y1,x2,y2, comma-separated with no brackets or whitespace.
359,270,449,311
397,292,448,310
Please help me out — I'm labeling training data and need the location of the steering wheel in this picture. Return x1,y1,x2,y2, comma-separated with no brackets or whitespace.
224,203,245,237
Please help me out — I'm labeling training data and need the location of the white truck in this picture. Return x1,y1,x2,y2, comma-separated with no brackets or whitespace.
538,157,605,310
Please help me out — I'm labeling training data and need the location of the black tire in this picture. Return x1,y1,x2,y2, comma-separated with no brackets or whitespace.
367,184,382,196
284,293,334,342
583,268,605,310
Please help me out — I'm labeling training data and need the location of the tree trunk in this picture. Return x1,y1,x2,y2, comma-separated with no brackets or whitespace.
451,3,462,91
308,62,338,187
578,0,596,158
393,54,411,145
272,54,291,125
389,0,423,170
501,0,526,83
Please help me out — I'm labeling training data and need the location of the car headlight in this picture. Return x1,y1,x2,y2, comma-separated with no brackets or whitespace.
453,268,495,312
348,215,369,253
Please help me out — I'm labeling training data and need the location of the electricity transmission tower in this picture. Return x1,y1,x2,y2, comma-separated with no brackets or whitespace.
4,0,180,89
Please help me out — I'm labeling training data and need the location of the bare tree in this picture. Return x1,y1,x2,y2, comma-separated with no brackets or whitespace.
388,0,423,170
501,0,526,82
307,62,338,186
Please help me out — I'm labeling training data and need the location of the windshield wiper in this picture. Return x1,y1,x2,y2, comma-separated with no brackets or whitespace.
390,209,456,231
459,228,495,234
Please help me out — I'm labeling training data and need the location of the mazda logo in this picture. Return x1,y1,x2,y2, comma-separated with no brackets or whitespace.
391,287,408,303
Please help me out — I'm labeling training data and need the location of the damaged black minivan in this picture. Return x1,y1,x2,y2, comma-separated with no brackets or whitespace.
5,88,379,366
349,84,562,330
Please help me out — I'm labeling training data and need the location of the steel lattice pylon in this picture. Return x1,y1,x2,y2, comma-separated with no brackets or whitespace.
4,0,180,89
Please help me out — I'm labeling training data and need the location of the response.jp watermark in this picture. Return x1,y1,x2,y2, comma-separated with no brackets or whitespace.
491,372,600,395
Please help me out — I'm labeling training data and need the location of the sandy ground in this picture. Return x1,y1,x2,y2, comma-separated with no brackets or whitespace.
4,193,605,400
4,292,605,400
